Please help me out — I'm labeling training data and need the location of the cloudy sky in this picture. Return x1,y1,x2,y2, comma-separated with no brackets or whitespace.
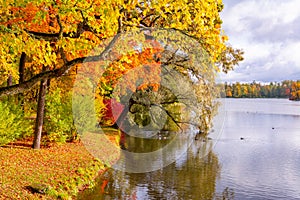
219,0,300,83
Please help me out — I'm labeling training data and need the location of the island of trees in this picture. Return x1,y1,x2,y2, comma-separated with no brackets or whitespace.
222,80,300,100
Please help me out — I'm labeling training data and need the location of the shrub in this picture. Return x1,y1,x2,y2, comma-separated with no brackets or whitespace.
72,92,107,135
72,95,99,135
44,89,77,143
0,99,33,146
44,86,107,144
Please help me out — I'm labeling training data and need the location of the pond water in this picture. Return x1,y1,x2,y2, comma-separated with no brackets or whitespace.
78,99,300,200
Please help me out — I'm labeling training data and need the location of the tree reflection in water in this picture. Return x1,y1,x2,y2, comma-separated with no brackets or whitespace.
78,134,234,200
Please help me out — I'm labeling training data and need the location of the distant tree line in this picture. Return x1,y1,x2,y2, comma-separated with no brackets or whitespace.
220,80,300,100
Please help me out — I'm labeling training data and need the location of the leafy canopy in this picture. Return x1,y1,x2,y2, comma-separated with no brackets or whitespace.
0,0,241,91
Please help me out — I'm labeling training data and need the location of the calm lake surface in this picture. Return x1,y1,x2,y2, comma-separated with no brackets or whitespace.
78,99,300,200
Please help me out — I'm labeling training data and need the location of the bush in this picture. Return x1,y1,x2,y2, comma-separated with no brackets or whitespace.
72,95,99,135
44,89,77,143
72,89,106,135
0,99,33,146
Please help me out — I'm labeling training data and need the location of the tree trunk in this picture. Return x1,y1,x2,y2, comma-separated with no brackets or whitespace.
18,52,26,108
113,98,133,131
7,75,13,101
33,78,47,149
19,52,26,83
7,75,12,86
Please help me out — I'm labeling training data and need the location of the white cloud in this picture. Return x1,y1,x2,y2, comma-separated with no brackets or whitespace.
222,0,300,32
220,0,300,82
279,41,300,66
244,42,281,62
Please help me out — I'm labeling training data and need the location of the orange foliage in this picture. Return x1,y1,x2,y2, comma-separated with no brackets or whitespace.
100,40,163,97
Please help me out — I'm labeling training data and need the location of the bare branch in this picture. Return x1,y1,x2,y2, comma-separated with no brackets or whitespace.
118,17,122,33
25,29,83,40
56,15,63,39
149,16,160,27
151,103,183,131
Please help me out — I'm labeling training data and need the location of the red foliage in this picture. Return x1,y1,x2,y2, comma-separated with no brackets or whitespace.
100,179,109,193
103,99,124,124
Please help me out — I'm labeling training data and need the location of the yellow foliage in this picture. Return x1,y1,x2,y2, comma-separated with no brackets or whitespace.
0,0,233,88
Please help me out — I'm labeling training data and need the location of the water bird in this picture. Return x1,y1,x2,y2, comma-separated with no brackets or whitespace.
240,137,244,140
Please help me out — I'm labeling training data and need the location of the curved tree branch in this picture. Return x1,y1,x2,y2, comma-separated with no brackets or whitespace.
0,33,121,97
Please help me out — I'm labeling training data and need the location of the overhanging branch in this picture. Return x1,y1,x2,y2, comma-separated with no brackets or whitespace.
0,33,121,97
151,103,201,129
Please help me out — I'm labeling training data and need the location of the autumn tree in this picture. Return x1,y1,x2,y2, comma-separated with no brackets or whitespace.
290,81,300,101
0,0,243,149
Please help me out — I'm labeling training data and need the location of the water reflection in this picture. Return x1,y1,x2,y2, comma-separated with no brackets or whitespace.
78,99,300,200
113,129,197,173
78,136,225,200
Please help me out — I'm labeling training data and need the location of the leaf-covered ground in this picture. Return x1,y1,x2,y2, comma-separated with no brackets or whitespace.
0,138,108,199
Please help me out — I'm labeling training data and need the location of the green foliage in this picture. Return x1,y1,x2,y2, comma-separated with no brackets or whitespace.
72,95,99,135
44,89,76,143
0,99,33,146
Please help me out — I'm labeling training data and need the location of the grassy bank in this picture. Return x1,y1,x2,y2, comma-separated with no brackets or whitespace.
0,138,106,199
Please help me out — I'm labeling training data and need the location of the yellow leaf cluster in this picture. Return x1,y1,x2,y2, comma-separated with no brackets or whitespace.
0,0,231,87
